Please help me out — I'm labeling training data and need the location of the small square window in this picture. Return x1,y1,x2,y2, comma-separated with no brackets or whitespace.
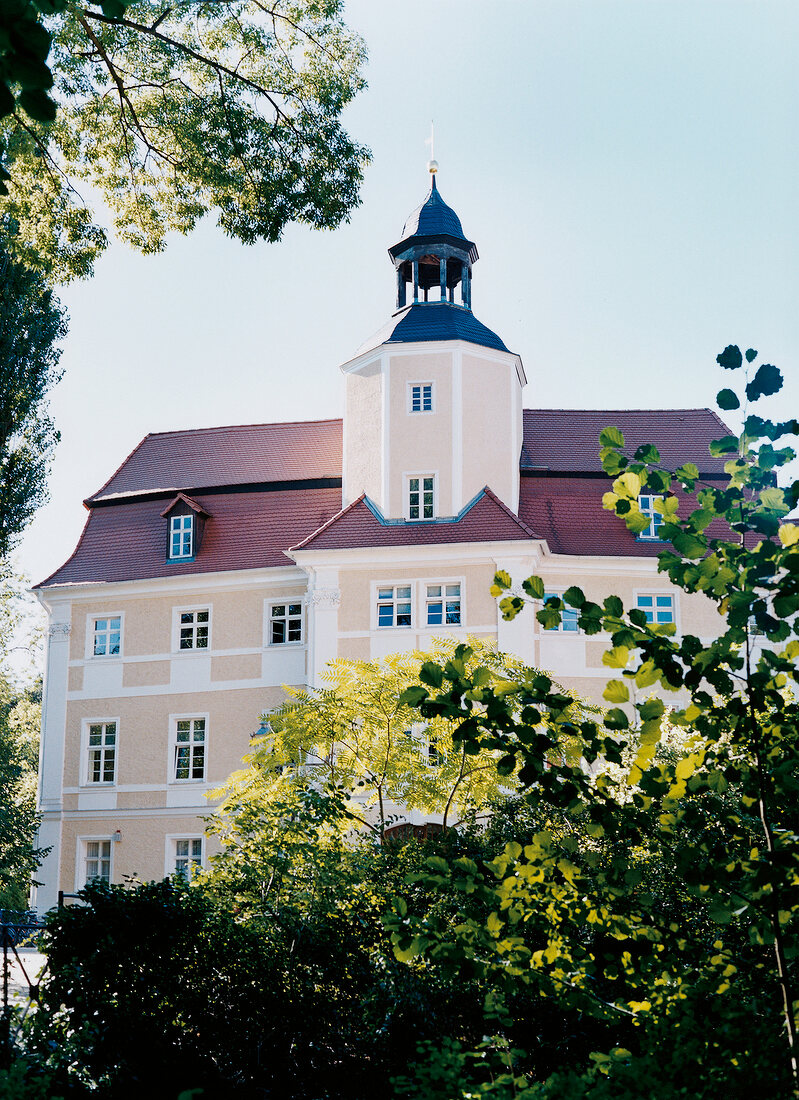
169,515,194,559
408,476,435,521
637,594,675,624
426,583,461,626
179,609,210,650
86,721,116,784
638,495,664,540
409,383,433,413
83,839,111,885
93,616,121,657
542,593,580,633
173,717,206,781
377,585,412,628
270,603,303,644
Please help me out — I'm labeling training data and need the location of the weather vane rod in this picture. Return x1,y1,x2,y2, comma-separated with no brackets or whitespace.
426,121,438,175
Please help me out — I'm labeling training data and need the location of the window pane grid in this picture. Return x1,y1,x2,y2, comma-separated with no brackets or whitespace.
543,593,580,633
179,609,210,650
410,383,433,413
409,476,434,520
174,719,206,780
270,603,303,644
85,840,111,883
93,616,121,657
170,514,194,559
174,838,203,876
87,722,116,784
377,585,412,628
637,594,675,624
638,494,664,540
426,583,461,626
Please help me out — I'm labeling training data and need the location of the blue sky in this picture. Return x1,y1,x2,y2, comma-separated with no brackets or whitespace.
18,0,799,592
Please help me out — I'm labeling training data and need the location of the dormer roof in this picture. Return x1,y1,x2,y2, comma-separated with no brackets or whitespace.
160,493,210,518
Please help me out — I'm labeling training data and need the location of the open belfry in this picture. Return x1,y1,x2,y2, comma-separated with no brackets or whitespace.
33,168,729,910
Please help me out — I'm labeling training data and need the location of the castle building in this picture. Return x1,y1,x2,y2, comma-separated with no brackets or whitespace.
33,171,728,911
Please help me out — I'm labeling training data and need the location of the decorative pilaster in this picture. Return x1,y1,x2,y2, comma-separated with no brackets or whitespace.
305,576,341,687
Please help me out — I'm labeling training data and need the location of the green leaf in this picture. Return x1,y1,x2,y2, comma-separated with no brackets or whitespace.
599,426,625,448
745,348,758,363
716,344,743,370
672,530,707,559
746,363,783,402
522,575,544,599
603,680,630,704
419,662,444,689
634,443,661,464
717,388,740,411
563,586,586,608
602,646,630,669
709,435,739,456
399,686,428,706
490,570,512,596
17,87,57,122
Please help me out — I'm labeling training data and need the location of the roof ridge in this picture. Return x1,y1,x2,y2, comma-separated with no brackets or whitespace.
480,486,541,539
144,417,343,439
289,492,363,551
523,407,719,415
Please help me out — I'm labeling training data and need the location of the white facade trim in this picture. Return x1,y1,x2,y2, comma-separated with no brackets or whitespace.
452,348,463,513
339,338,526,389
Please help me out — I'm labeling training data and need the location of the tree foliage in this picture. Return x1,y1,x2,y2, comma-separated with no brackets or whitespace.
390,347,799,1097
1,0,370,281
0,239,65,558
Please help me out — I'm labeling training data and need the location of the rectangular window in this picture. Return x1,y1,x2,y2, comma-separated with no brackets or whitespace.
408,476,435,520
87,721,116,784
377,585,412,628
84,840,111,884
542,593,580,633
638,495,664,540
173,718,206,780
270,603,303,644
637,594,675,624
93,616,121,657
409,383,433,413
426,583,461,626
179,609,210,650
169,514,194,559
173,838,203,878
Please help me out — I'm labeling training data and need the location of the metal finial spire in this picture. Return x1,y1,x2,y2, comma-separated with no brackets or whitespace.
425,121,438,177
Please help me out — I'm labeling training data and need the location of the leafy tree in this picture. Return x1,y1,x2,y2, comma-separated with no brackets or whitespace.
1,0,369,281
0,240,65,558
391,347,799,1097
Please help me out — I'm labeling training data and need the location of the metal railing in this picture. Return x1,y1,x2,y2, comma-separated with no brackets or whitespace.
0,910,44,1068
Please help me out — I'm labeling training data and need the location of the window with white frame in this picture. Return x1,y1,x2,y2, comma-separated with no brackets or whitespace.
409,382,433,413
178,608,210,650
425,731,444,767
377,585,412,628
542,593,580,633
426,583,461,626
270,603,302,644
638,494,665,540
86,721,116,784
83,839,111,884
408,475,435,520
173,717,206,780
172,838,203,878
92,616,121,657
637,594,675,624
169,514,194,559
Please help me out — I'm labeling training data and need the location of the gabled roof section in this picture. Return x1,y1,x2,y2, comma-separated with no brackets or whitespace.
291,487,539,553
36,487,343,587
355,302,509,359
521,408,731,475
160,492,210,518
87,419,342,502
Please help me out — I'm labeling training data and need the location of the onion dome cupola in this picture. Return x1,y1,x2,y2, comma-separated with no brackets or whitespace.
389,171,478,310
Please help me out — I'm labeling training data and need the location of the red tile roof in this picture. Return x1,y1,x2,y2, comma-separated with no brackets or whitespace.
38,407,734,587
87,419,343,502
521,409,730,474
518,475,730,557
37,488,343,587
291,488,538,553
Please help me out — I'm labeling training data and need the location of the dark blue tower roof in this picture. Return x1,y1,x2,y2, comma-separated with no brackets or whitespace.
400,176,467,241
356,302,509,357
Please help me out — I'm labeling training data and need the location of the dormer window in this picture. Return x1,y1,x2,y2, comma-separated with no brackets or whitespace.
638,494,664,540
170,515,194,559
161,493,210,562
